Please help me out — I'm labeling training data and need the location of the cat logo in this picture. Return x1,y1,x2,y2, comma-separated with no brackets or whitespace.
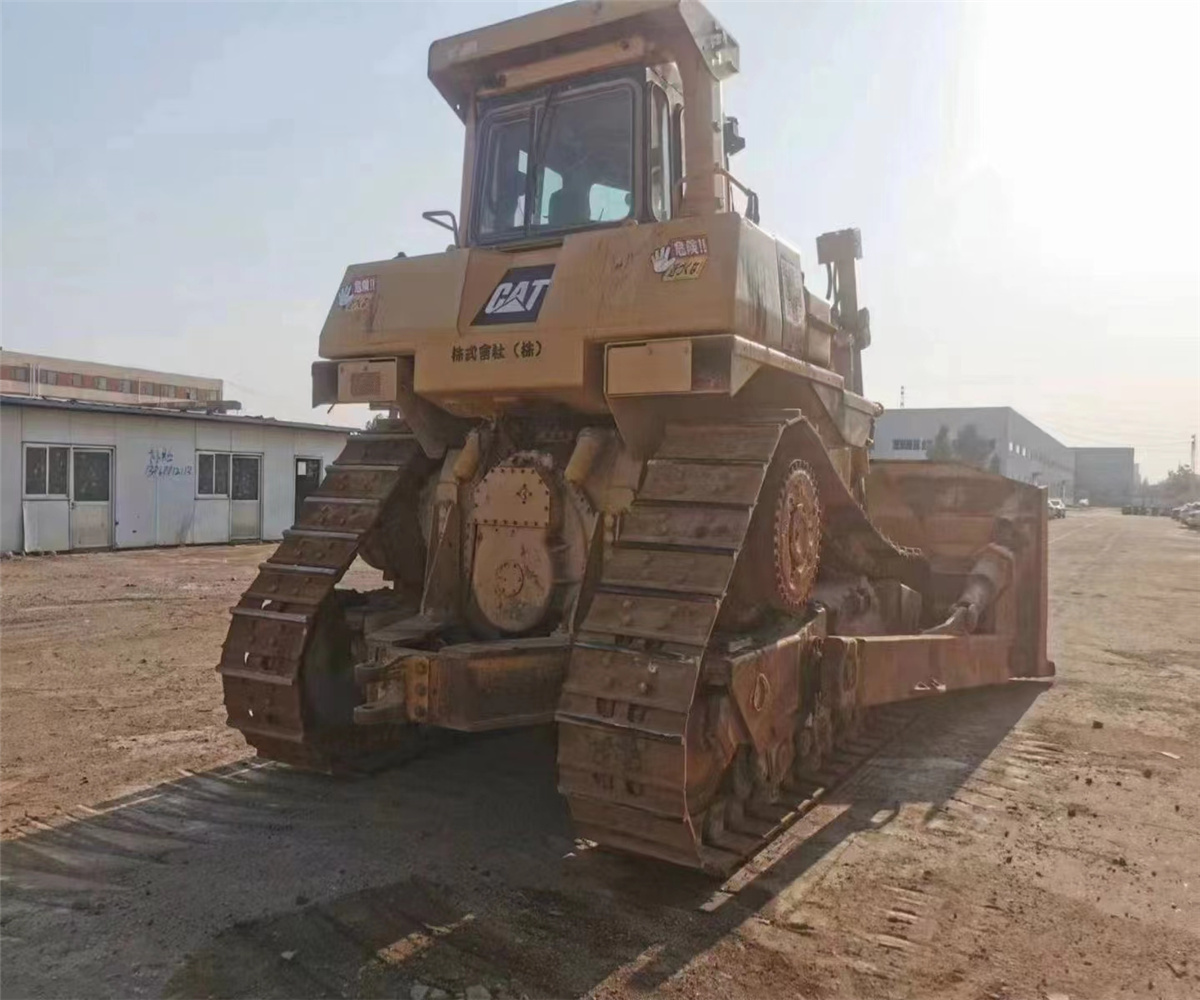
473,264,555,326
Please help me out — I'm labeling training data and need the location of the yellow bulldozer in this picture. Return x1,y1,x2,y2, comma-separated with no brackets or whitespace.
219,0,1052,873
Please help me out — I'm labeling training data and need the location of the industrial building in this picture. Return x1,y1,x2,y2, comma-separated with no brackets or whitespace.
872,406,1075,500
0,396,349,554
1,349,224,407
1073,447,1137,507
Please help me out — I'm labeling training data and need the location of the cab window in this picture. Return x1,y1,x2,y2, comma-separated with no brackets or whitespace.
476,114,532,239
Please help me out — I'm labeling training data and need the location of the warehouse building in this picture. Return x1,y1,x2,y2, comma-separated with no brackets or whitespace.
0,395,349,554
1073,447,1137,507
872,406,1075,500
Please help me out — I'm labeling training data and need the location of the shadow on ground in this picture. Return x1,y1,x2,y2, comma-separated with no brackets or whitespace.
0,683,1047,999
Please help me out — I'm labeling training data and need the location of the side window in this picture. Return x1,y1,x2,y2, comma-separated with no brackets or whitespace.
671,104,685,211
649,86,671,221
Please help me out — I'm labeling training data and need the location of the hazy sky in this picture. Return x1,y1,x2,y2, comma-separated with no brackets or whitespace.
3,1,1197,478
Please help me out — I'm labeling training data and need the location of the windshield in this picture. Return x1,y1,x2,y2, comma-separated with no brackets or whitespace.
475,82,635,242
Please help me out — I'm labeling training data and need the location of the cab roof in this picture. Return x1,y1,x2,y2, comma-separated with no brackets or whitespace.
428,0,738,119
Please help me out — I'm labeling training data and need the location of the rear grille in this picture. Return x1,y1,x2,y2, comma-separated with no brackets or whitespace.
349,371,382,398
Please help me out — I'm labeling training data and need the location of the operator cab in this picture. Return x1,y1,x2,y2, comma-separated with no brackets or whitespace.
426,0,749,251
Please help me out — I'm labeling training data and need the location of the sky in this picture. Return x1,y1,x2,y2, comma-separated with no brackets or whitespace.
3,1,1197,479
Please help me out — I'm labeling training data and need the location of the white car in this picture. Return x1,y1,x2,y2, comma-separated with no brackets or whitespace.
1174,501,1200,521
1183,508,1200,530
1048,498,1067,519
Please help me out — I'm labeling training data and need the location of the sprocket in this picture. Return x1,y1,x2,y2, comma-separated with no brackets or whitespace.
772,460,823,613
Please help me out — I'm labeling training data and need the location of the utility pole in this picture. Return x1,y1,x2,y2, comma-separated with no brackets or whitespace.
1191,433,1196,473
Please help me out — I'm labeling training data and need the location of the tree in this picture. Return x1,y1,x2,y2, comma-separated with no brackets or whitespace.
952,424,996,468
925,423,998,471
926,426,954,461
1146,465,1200,505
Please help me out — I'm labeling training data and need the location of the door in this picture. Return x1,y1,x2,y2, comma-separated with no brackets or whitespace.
229,454,261,541
294,457,322,522
70,448,113,549
22,444,70,553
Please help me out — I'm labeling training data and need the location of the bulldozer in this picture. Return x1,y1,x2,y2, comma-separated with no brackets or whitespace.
219,0,1052,874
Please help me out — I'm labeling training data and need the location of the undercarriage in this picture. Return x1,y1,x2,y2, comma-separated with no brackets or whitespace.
220,402,1050,874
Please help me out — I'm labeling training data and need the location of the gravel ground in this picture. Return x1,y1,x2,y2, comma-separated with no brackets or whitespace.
1,509,1197,999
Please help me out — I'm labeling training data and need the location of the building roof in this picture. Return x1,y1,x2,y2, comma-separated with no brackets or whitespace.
0,394,352,435
0,349,222,389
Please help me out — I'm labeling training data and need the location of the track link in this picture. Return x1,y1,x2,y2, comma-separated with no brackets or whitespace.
556,412,924,874
218,428,432,771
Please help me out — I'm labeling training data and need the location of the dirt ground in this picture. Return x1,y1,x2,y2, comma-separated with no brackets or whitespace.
0,547,384,837
1,509,1198,999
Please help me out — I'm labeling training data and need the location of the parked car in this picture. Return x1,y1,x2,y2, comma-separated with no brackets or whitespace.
1172,501,1200,521
1183,508,1200,530
1048,498,1067,519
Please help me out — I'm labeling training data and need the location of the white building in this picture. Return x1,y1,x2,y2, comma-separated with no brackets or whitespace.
872,406,1075,500
1,396,349,553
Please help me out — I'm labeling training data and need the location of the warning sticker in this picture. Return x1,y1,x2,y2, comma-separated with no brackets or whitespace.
336,275,378,312
650,236,709,282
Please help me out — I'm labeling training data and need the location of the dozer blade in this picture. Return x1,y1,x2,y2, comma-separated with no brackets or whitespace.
866,460,1053,683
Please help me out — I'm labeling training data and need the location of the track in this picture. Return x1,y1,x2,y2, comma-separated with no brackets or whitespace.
556,413,925,874
218,426,433,771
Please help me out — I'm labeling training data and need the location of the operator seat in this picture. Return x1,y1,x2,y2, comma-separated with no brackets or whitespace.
547,183,590,228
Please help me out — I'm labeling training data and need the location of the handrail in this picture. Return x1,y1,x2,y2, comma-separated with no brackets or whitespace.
714,167,760,224
672,168,760,224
